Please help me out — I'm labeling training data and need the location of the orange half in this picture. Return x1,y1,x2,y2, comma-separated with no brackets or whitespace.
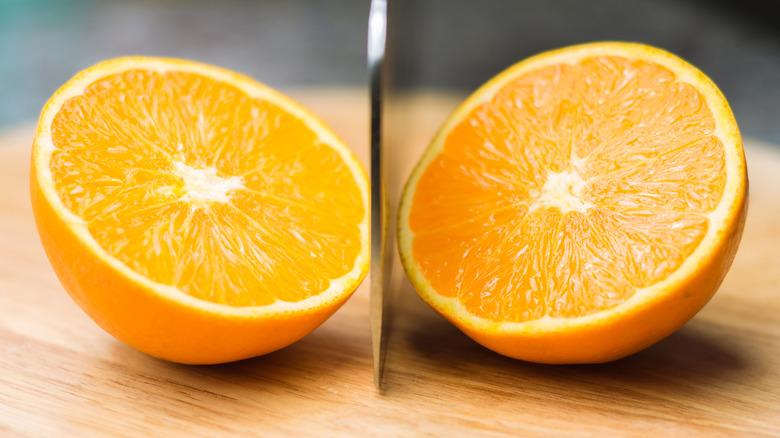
31,57,369,364
398,42,747,363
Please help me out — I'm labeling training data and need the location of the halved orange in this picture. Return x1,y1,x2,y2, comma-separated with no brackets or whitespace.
398,42,748,363
31,57,369,364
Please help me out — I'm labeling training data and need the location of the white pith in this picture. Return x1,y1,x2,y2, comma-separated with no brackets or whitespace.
529,169,592,215
173,161,245,207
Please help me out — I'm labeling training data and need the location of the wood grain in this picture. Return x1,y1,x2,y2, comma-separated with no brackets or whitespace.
1,89,779,437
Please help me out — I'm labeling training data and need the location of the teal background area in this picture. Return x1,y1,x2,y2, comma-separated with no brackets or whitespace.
0,0,369,129
2,0,780,145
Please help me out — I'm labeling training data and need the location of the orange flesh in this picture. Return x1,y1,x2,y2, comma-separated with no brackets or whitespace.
409,56,725,322
49,70,364,306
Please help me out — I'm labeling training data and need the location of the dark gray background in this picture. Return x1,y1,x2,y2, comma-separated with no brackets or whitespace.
2,0,779,145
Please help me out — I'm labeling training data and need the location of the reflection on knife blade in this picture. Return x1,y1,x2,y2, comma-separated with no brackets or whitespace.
368,0,390,389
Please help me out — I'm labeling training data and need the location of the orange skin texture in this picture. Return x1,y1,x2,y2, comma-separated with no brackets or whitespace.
31,155,354,364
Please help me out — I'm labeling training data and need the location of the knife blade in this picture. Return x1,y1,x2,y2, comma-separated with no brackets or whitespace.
368,0,391,389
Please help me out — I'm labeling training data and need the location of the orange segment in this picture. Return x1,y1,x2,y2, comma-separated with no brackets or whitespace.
398,42,747,363
586,136,726,212
31,57,369,364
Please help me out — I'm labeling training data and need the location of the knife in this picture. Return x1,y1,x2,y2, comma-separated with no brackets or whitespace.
368,0,392,389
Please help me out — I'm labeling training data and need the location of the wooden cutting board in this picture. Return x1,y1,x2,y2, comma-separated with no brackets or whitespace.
1,89,778,437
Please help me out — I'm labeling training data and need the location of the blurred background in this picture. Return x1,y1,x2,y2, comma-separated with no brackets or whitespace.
1,0,779,145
